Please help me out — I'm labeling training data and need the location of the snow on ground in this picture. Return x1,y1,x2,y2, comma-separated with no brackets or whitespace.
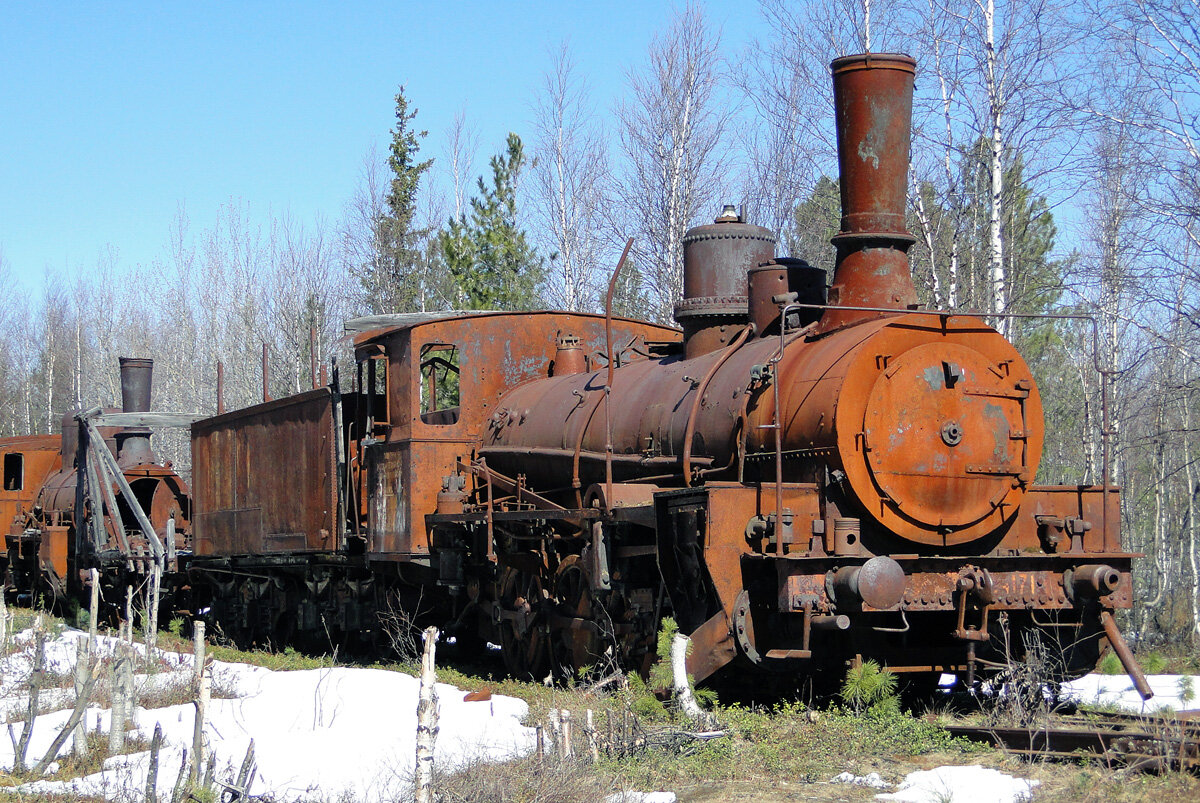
4,624,1196,802
1062,672,1199,714
1,626,535,802
875,765,1038,803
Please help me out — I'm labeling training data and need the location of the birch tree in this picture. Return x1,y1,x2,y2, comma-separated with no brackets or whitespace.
616,4,731,323
531,42,609,312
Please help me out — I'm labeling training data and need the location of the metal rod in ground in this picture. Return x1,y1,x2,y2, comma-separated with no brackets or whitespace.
145,723,163,802
414,626,440,803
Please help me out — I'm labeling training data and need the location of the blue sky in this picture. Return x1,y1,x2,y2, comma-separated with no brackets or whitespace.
1,2,763,293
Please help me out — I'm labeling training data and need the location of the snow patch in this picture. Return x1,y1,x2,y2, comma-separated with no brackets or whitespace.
876,765,1037,803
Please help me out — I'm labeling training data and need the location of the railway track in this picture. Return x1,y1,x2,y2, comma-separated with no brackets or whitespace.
944,711,1200,772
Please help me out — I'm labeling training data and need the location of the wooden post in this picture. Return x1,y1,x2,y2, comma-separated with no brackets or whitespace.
414,626,439,803
14,631,46,772
169,749,188,803
193,620,206,690
189,664,211,786
32,660,98,776
216,360,225,415
586,709,599,763
125,585,134,644
88,568,99,646
559,709,572,759
73,636,90,759
262,343,270,403
535,724,544,760
145,723,163,802
109,648,128,753
234,739,257,797
145,562,161,654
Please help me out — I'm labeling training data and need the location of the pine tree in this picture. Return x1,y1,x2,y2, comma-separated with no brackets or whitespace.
440,133,544,310
359,87,434,313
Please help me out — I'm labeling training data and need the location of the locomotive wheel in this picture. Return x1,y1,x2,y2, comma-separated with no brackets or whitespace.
497,566,551,680
552,556,607,677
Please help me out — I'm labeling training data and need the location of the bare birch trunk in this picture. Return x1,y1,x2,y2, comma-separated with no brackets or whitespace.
193,620,207,690
983,0,1006,334
189,664,211,786
88,568,99,646
586,709,599,763
414,626,439,803
73,636,90,759
14,632,46,773
109,649,128,753
125,584,134,644
145,723,163,802
670,633,710,726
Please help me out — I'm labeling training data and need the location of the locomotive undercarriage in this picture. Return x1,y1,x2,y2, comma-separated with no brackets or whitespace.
186,554,451,654
431,515,666,681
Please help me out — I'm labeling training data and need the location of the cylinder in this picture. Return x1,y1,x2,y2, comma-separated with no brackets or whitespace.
674,205,775,358
117,357,155,467
824,53,918,328
119,357,153,412
747,264,789,336
551,335,586,376
1071,564,1121,597
833,517,862,556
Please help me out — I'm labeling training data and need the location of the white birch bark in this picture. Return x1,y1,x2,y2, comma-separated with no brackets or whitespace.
414,626,439,803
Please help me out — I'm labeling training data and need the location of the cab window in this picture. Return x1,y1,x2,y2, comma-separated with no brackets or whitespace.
357,350,389,433
419,344,460,425
3,453,22,491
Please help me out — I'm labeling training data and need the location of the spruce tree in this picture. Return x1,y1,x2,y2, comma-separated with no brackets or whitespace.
360,87,434,313
440,133,544,310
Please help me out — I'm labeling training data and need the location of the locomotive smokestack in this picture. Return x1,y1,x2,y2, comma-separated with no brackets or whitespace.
116,357,155,467
824,53,918,329
120,357,153,413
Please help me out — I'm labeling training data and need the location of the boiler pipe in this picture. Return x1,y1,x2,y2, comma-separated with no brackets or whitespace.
1100,611,1153,701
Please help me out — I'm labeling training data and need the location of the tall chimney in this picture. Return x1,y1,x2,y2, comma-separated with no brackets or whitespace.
116,357,155,467
822,53,918,330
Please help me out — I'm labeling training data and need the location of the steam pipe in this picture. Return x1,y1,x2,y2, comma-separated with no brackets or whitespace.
1100,611,1153,701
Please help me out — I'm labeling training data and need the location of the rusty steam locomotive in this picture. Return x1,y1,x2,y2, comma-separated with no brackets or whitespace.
3,53,1146,696
1,357,191,612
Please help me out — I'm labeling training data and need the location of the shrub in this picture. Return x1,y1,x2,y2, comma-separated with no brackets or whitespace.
841,660,898,712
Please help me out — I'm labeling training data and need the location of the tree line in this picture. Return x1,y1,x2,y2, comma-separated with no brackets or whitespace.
1,0,1198,645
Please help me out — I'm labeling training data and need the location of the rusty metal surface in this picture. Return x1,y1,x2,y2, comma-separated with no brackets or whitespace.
192,388,337,556
675,208,775,359
823,53,917,329
946,712,1200,772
